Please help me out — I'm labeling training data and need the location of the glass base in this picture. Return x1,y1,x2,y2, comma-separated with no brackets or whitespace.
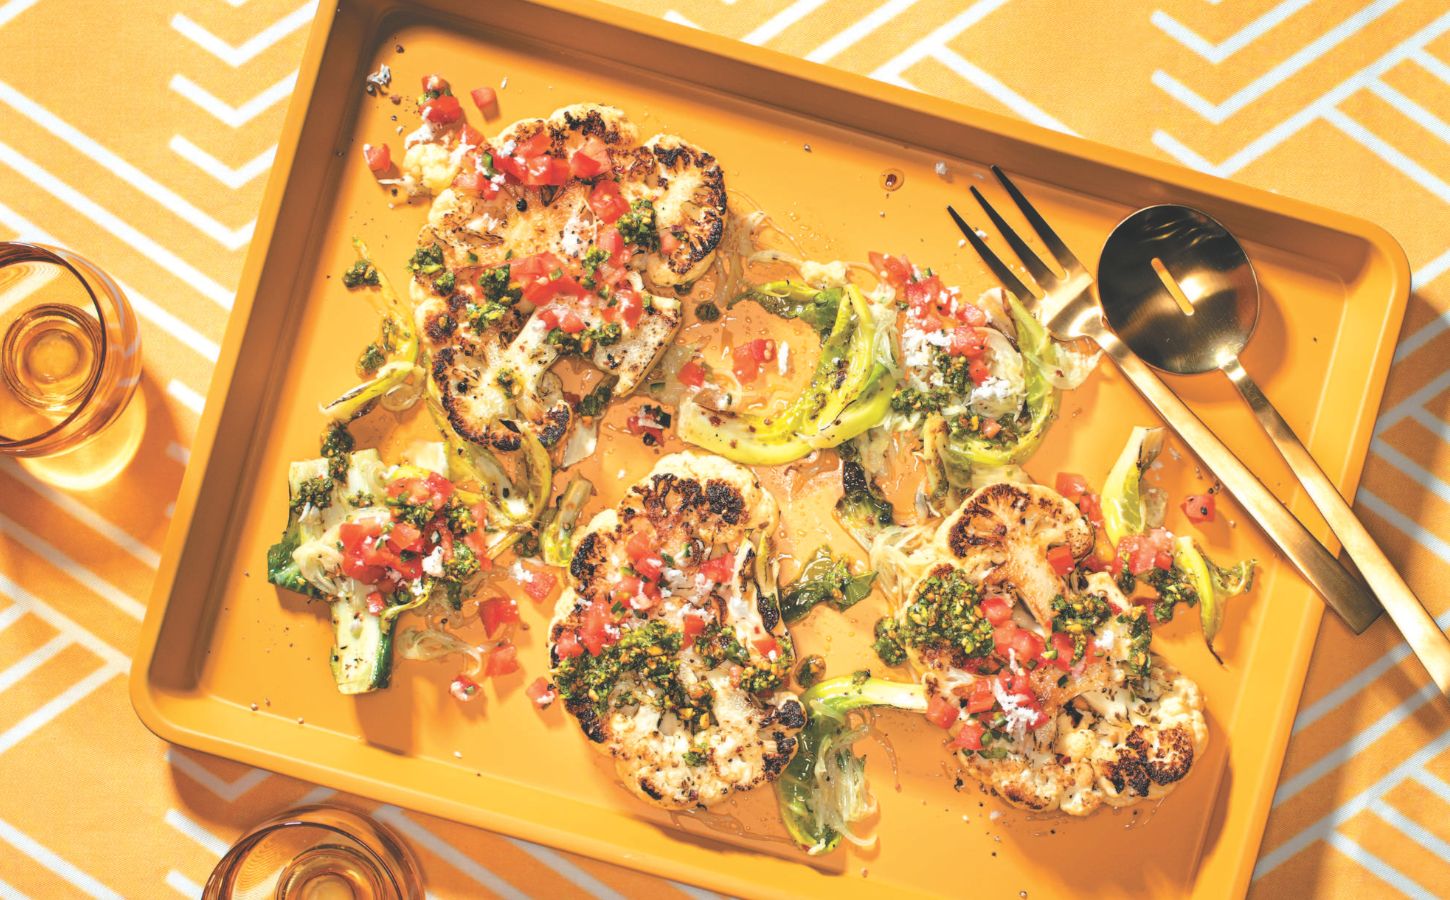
17,390,145,490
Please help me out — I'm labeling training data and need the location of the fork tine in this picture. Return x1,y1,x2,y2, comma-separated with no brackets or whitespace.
969,185,1055,286
990,165,1083,271
947,205,1035,301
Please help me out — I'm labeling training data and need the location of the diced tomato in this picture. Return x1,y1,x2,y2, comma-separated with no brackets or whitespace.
1080,554,1109,573
609,575,642,607
421,94,463,125
660,231,680,255
569,136,611,179
1002,671,1032,696
731,339,776,383
950,720,985,751
363,143,391,173
1182,493,1215,524
580,598,619,655
957,303,987,326
1118,527,1174,576
463,528,489,558
523,154,570,186
1010,629,1046,664
479,596,519,636
597,225,625,262
677,359,707,389
980,419,1002,439
1049,633,1076,671
460,124,485,147
365,591,387,616
526,677,556,708
966,678,996,714
1055,472,1090,503
484,643,519,677
452,170,500,198
587,179,630,223
993,623,1018,659
925,693,961,729
512,131,550,159
635,554,665,581
388,473,453,511
1078,492,1103,525
470,86,498,116
1047,544,1075,576
949,327,988,359
752,635,780,660
449,673,480,702
626,411,664,443
968,359,992,385
624,528,655,564
555,629,585,659
700,554,734,583
681,609,709,647
520,568,556,603
869,251,914,291
558,308,586,334
339,521,386,584
389,522,423,552
904,275,946,313
422,74,450,93
732,347,760,383
979,595,1012,626
614,289,643,329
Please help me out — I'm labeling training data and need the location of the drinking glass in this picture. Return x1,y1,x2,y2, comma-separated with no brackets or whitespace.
202,805,423,900
0,242,143,486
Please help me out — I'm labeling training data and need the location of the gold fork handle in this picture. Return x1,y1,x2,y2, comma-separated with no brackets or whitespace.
1221,358,1450,694
1082,318,1382,634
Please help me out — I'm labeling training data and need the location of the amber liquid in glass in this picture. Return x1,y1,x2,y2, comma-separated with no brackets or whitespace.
2,303,101,413
0,244,143,488
203,806,421,900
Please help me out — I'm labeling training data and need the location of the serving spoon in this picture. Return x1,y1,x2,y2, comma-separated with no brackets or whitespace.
1098,204,1450,697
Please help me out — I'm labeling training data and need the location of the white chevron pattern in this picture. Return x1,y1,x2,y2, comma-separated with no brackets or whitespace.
169,72,297,127
169,136,277,188
171,2,317,67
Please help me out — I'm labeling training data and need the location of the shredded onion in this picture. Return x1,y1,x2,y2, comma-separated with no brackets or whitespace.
1143,486,1168,530
380,379,423,412
807,721,879,853
1044,343,1103,390
560,415,599,469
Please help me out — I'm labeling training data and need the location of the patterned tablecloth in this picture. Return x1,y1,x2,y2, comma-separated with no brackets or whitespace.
0,0,1447,896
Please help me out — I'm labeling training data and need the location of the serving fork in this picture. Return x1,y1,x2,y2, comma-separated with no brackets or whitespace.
947,166,1381,635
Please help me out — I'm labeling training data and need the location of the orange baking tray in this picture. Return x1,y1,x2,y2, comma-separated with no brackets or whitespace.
129,0,1410,896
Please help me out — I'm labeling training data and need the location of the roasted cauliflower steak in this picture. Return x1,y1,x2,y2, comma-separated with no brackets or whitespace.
548,453,804,809
872,481,1208,816
405,104,726,451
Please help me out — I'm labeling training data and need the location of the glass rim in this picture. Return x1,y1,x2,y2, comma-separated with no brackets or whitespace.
203,804,420,899
0,241,109,450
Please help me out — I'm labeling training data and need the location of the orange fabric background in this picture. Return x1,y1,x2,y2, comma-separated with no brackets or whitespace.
1,0,1448,896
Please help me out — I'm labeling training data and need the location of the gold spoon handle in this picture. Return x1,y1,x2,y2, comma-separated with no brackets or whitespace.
1221,357,1450,694
1080,317,1382,634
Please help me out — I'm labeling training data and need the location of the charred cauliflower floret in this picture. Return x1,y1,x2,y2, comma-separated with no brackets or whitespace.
869,481,1207,817
403,104,725,451
939,481,1093,627
547,453,804,809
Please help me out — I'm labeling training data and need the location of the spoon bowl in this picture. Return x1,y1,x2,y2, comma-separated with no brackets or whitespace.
1098,205,1259,375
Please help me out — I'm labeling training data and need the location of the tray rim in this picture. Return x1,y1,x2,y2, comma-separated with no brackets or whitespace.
128,1,1413,896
